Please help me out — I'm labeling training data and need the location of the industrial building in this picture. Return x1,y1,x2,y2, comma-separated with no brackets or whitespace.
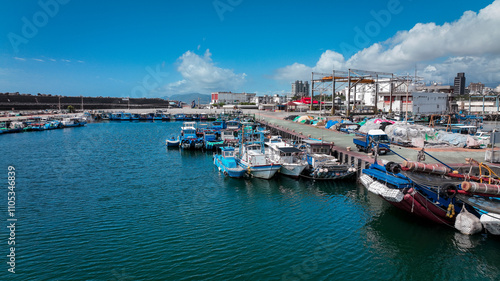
210,92,256,105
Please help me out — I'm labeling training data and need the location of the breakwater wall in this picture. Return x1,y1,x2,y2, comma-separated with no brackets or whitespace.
0,93,172,110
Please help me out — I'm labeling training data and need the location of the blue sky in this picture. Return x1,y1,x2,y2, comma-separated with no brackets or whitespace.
1,0,499,98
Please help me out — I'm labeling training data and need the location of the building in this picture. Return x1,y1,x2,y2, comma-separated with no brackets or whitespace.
250,94,287,105
211,92,256,105
468,82,485,95
416,84,454,94
291,80,309,98
454,73,466,95
376,92,448,114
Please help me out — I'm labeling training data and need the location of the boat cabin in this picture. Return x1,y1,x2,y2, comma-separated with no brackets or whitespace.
221,130,237,142
301,139,333,155
226,120,240,130
220,147,236,159
450,125,477,135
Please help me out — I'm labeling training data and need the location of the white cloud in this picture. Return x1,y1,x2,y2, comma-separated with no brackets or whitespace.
165,49,246,94
347,0,500,71
421,56,500,86
14,57,26,61
274,50,346,82
274,0,500,86
33,58,44,62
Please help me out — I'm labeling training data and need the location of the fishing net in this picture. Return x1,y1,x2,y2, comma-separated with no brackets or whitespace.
455,207,483,235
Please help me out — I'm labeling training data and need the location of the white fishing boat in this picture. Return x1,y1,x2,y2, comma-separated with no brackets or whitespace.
265,136,307,178
237,129,280,179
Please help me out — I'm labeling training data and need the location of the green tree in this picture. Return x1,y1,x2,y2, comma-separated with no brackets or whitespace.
67,105,75,113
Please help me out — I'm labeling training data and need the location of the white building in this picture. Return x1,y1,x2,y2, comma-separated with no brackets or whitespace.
341,79,408,107
376,92,448,114
211,92,256,105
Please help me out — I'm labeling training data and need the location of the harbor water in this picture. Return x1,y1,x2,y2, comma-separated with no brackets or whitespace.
2,121,500,280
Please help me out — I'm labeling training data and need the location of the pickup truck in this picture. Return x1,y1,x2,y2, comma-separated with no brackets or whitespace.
353,129,391,154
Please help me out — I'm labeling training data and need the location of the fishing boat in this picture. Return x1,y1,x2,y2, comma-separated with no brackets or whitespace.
166,136,180,148
237,129,281,179
43,120,62,130
213,146,246,178
180,122,203,149
146,113,155,121
359,149,488,233
212,120,225,131
203,130,224,150
221,130,238,146
131,113,141,121
111,112,124,120
265,136,308,178
360,161,465,226
172,113,184,121
300,140,356,180
121,113,132,121
0,121,24,134
226,120,240,130
153,113,163,121
443,159,500,235
61,117,87,127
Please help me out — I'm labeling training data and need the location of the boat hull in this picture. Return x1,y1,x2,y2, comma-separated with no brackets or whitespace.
280,164,307,178
214,157,246,178
239,162,281,179
166,140,180,147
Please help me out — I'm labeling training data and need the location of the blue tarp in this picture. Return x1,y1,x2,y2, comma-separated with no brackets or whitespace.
325,120,339,129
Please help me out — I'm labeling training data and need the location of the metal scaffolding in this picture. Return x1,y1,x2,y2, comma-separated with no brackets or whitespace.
311,69,417,116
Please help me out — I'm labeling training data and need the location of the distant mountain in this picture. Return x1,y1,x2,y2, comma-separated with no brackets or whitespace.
162,93,211,104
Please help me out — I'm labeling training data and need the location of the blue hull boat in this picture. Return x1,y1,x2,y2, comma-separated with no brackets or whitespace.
214,147,246,178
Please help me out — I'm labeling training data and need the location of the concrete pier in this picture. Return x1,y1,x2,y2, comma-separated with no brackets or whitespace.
255,111,500,173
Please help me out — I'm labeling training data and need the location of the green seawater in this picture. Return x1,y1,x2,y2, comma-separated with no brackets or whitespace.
1,121,500,280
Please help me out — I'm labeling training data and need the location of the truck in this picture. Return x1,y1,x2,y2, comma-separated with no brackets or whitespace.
353,129,391,155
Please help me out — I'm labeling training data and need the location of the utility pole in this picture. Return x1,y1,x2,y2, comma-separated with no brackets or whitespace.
331,70,335,116
347,69,351,117
389,74,394,113
310,72,314,111
374,75,378,114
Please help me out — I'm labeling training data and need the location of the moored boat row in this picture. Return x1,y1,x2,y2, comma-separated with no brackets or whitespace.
1,116,87,134
167,120,357,181
359,148,500,236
